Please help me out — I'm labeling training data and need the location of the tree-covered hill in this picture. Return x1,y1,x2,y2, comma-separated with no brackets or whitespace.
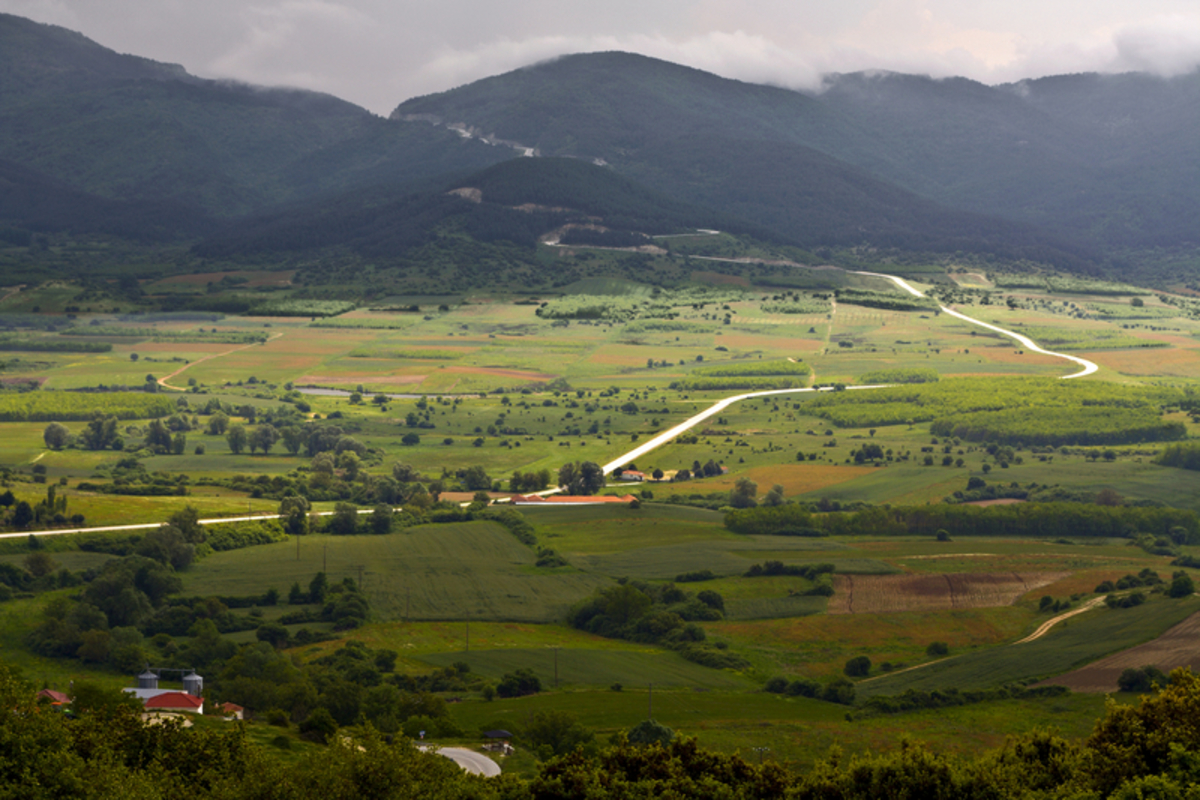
4,12,1199,281
620,135,1099,272
0,13,510,219
0,158,210,241
392,51,1200,253
195,156,773,261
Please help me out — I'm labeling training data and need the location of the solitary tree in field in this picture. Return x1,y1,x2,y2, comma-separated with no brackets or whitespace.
249,425,279,455
226,424,248,454
370,504,393,535
461,465,492,491
328,503,358,536
206,412,229,436
42,422,69,450
844,655,871,678
24,551,57,578
279,496,310,536
558,461,605,495
730,478,758,509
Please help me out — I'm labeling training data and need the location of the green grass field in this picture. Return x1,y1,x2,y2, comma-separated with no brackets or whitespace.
182,522,612,623
420,647,751,690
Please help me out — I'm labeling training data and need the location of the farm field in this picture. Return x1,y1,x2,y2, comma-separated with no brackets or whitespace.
181,522,612,623
857,595,1200,697
827,571,1069,614
1044,611,1200,693
7,265,1200,777
441,671,1111,770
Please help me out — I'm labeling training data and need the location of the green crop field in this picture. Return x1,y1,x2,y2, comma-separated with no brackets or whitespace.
858,595,1200,697
181,522,612,623
420,647,751,690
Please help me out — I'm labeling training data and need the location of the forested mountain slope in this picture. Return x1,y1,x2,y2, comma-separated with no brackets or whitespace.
395,52,1200,250
0,13,508,221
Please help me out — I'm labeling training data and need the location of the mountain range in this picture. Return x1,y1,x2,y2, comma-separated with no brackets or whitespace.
2,12,1198,284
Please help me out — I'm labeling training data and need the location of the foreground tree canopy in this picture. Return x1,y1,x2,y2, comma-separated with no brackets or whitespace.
8,663,1200,798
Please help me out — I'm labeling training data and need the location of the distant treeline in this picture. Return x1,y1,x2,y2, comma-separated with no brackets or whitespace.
725,502,1199,542
858,368,940,384
836,289,937,312
0,337,111,353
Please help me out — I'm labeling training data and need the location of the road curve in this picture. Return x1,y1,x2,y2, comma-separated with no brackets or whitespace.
601,385,890,475
435,747,501,777
852,270,1099,379
1015,596,1108,644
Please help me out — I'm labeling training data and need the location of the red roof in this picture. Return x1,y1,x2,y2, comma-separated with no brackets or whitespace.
219,702,244,713
144,692,203,710
37,689,70,704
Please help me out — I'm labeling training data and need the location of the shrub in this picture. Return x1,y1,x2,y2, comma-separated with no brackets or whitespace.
496,668,541,698
844,655,871,678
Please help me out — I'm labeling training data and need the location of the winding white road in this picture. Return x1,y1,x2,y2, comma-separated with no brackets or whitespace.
434,747,502,777
11,270,1098,537
601,270,1096,475
854,270,1098,379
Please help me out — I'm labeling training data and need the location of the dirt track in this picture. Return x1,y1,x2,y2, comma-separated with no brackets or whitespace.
1015,596,1107,644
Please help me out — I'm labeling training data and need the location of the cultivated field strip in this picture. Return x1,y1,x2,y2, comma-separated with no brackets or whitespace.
828,571,1070,614
1042,611,1200,692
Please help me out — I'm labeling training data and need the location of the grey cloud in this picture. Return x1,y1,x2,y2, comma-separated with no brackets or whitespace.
1,0,1199,114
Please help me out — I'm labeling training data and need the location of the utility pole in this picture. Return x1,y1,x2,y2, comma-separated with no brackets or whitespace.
752,747,769,765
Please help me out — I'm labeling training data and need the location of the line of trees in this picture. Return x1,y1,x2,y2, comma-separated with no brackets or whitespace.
725,502,1200,542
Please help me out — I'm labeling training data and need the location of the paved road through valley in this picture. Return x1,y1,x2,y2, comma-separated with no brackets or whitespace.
12,269,1099,537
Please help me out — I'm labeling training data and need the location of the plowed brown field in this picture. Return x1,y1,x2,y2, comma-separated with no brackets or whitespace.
1041,612,1200,692
828,571,1069,614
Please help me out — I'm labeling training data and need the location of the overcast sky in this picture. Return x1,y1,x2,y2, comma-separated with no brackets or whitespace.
4,0,1200,115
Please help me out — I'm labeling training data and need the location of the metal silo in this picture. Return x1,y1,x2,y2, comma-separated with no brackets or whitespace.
182,671,203,697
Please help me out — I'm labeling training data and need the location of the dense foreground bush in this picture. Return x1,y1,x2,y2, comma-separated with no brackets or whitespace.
10,665,1200,797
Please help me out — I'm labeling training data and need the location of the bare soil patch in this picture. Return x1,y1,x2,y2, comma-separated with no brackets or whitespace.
1040,611,1200,692
828,571,1069,615
654,463,870,498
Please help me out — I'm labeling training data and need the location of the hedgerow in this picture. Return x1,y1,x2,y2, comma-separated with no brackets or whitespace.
0,392,175,422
